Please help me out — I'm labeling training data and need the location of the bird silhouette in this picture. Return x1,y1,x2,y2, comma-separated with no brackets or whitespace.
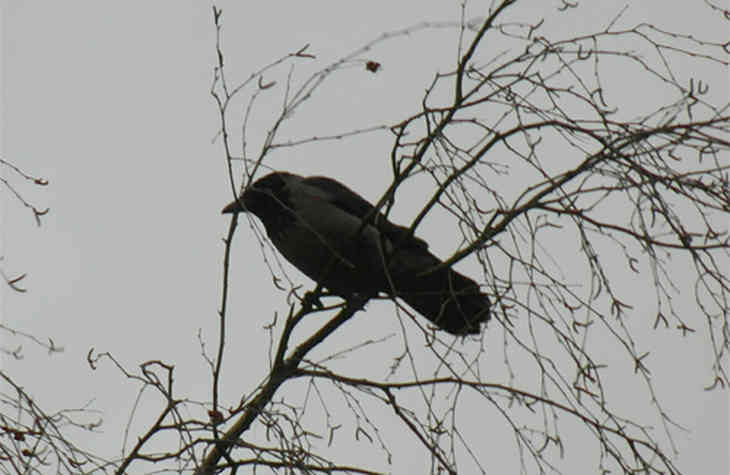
223,172,490,335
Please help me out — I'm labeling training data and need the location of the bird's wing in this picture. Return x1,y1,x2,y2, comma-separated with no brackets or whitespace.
302,176,428,249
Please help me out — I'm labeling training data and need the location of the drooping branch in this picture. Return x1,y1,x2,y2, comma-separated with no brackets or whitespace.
292,368,681,474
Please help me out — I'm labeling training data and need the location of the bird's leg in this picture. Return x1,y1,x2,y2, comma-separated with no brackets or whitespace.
344,293,371,313
302,289,325,311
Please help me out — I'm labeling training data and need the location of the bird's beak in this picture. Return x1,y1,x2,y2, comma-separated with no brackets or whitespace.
222,198,244,214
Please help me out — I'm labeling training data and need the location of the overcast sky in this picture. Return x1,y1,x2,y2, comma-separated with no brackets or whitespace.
2,1,728,473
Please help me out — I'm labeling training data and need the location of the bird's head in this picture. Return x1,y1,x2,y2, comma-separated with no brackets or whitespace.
222,172,294,218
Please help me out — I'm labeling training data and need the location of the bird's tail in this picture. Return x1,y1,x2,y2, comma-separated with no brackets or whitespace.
390,251,490,335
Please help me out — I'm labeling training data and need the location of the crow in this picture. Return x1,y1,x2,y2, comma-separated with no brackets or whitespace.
222,172,490,335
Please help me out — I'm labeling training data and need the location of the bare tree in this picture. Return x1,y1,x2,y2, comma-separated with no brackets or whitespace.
1,158,48,292
1,160,109,473
55,1,730,474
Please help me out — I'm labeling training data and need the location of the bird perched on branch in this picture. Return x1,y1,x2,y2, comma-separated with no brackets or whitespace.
222,171,490,335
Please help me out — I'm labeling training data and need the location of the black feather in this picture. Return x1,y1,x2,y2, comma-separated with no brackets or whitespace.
223,172,490,335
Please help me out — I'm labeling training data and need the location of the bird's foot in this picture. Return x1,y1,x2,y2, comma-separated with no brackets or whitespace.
302,291,325,311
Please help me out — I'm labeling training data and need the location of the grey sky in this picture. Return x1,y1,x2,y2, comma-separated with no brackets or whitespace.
2,1,728,473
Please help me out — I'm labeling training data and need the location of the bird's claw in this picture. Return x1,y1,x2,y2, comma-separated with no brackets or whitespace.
302,291,325,310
